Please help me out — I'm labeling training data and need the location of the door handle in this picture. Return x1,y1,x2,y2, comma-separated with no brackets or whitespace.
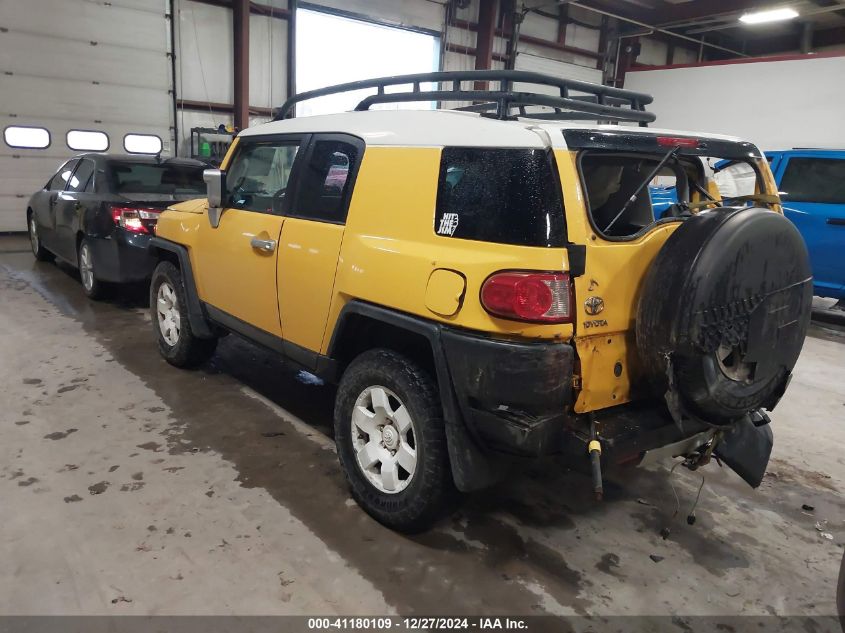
250,236,277,253
826,218,845,226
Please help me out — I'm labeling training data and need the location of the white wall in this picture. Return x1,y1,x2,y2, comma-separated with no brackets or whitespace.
624,54,845,151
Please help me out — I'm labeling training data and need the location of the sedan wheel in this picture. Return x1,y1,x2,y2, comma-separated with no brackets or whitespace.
156,281,181,347
79,243,94,292
29,217,39,255
28,216,52,261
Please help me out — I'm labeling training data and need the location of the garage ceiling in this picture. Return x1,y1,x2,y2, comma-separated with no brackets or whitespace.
558,0,845,57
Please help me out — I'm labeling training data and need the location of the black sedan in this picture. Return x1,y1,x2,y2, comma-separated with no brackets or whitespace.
26,153,207,298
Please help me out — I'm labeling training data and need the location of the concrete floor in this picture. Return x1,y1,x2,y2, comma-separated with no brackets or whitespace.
0,233,843,617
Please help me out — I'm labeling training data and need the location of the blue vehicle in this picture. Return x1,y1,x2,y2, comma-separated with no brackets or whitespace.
767,150,845,302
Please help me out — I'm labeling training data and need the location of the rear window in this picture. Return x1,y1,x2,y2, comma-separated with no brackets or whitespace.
779,157,845,204
109,162,206,195
434,148,566,247
580,151,764,240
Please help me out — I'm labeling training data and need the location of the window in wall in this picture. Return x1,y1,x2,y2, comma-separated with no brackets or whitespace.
124,134,163,155
295,8,439,117
780,158,845,204
5,126,50,149
293,139,360,223
67,130,109,152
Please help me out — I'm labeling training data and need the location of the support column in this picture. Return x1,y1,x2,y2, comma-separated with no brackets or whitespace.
233,0,250,131
287,0,297,112
475,0,499,88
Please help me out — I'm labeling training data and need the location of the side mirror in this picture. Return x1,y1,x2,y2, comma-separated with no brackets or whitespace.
203,168,225,228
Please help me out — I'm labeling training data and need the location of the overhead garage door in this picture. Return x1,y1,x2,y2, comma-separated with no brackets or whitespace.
0,0,174,231
514,52,602,91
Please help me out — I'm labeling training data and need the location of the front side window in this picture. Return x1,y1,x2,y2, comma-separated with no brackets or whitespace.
226,142,300,214
48,160,78,191
434,148,566,247
293,139,360,223
66,159,96,193
109,161,206,195
779,157,845,204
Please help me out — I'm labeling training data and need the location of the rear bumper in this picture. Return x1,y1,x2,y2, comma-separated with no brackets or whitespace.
87,231,156,283
440,327,715,463
441,329,574,456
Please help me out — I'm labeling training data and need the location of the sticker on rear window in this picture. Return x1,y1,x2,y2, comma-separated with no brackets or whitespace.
437,212,459,237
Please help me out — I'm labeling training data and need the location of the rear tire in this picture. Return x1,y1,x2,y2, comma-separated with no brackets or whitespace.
78,238,107,300
28,214,53,262
150,261,217,368
334,349,454,533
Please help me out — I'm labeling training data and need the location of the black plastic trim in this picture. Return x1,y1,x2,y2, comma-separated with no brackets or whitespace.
328,301,507,492
204,304,338,382
148,237,215,339
563,129,763,159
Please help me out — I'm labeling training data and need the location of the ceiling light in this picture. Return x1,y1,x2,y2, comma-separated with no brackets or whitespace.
739,7,799,24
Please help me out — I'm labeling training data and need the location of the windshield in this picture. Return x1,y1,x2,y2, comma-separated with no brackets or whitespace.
580,151,766,239
109,161,206,196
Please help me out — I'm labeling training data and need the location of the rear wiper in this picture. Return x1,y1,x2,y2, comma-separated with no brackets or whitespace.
603,145,681,234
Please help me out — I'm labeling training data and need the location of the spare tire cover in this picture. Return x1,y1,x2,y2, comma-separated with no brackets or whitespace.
636,207,812,424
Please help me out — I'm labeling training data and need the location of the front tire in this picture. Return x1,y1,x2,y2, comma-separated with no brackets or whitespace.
334,349,454,532
28,214,53,262
78,238,106,300
150,261,217,368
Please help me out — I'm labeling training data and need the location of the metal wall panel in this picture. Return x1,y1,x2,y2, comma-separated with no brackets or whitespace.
0,0,173,231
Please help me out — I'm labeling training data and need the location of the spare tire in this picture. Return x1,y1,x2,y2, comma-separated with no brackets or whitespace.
636,207,812,425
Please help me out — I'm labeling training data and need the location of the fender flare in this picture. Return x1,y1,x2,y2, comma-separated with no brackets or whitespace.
148,237,215,339
328,301,506,492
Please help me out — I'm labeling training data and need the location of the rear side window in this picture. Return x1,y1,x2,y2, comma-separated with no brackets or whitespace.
66,159,96,193
434,148,566,247
780,158,845,204
109,161,206,195
293,138,361,223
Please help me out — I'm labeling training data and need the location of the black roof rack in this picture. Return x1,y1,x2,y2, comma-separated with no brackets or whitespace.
274,70,655,126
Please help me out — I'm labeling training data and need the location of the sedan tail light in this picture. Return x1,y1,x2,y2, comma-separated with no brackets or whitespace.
110,205,161,234
481,271,572,323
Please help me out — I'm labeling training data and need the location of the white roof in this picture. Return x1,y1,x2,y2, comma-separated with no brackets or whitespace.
240,109,750,149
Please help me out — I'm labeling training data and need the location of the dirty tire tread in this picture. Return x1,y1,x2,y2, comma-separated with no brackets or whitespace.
334,349,455,533
150,261,217,368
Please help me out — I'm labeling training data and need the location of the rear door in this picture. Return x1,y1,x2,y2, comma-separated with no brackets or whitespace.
277,134,363,359
44,159,80,254
54,157,96,261
193,135,306,339
774,153,845,298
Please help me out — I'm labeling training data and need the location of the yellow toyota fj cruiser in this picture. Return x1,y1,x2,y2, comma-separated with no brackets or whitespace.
148,71,812,532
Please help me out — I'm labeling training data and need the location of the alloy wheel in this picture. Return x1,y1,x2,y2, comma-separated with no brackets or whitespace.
29,218,39,255
351,385,417,494
79,243,94,291
156,281,181,346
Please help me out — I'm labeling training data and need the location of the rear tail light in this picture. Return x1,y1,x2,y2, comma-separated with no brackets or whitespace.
110,205,161,234
481,271,572,323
